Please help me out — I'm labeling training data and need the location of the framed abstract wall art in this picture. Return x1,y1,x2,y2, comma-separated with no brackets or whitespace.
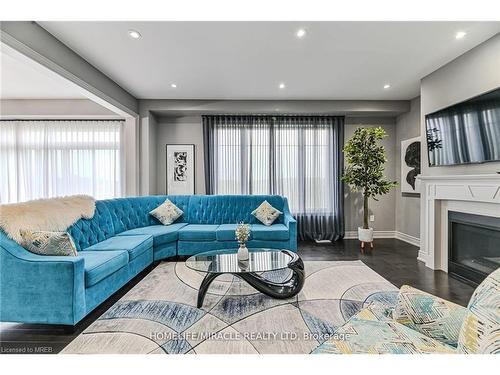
401,136,421,195
166,144,195,194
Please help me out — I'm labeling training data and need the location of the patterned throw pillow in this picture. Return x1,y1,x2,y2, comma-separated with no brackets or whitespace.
20,230,77,256
150,199,183,225
251,200,282,226
457,267,500,354
361,302,394,322
393,285,468,348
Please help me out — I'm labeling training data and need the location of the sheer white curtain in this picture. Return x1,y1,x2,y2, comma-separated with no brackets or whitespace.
274,117,339,216
0,120,123,203
213,116,272,195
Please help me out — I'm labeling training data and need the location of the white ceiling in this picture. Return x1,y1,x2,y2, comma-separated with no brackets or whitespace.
0,49,85,99
39,21,500,100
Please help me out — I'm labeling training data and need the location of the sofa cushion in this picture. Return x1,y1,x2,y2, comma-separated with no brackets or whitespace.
457,267,500,354
117,224,188,246
178,224,219,241
312,305,455,354
78,250,129,287
84,235,153,261
216,224,245,241
251,224,289,241
393,285,467,348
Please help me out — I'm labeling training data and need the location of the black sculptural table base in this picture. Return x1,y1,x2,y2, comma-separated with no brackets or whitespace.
196,250,305,308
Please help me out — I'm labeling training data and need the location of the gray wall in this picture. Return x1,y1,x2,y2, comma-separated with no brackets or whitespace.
156,116,206,195
395,97,421,238
155,115,399,234
139,113,160,195
148,114,158,195
420,33,500,176
139,99,409,118
344,117,397,232
0,99,119,118
143,97,411,198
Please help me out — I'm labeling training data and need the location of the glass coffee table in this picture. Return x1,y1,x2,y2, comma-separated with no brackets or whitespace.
186,248,305,308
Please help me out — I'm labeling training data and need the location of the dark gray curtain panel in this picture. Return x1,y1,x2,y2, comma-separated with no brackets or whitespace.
203,115,344,241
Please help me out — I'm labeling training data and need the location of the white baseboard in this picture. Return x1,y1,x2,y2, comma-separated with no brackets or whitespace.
344,230,396,239
395,231,420,247
417,251,427,264
344,230,420,247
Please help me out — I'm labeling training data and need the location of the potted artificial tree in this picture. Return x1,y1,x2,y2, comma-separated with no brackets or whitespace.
342,127,397,250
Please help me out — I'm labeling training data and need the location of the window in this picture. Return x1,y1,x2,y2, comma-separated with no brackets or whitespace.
0,120,123,203
203,115,344,241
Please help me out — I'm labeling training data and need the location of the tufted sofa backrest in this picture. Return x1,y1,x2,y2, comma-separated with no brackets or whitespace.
68,200,116,251
187,195,286,224
68,195,287,250
105,195,191,233
69,196,191,250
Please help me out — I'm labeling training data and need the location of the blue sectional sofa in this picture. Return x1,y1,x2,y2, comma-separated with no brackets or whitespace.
0,195,296,326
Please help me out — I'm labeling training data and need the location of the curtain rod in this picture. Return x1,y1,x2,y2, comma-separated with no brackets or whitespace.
201,114,345,117
0,119,125,122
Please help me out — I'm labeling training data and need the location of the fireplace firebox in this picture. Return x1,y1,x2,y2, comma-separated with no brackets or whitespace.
448,211,500,286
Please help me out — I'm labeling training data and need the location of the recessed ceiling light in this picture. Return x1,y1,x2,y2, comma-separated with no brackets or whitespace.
455,31,467,39
128,30,141,39
279,83,286,89
171,83,177,88
383,84,391,89
296,29,306,38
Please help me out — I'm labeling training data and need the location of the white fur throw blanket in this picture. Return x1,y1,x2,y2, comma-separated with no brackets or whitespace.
0,195,96,243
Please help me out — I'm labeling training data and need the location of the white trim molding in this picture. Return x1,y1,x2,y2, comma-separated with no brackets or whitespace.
343,230,420,247
344,230,396,239
417,173,500,271
395,231,420,247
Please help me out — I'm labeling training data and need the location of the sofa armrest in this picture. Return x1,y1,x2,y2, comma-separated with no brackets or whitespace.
282,197,296,227
284,213,297,250
284,212,297,227
0,233,86,325
282,198,297,252
393,285,467,348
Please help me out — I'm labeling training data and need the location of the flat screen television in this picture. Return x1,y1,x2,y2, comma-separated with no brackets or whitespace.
425,87,500,167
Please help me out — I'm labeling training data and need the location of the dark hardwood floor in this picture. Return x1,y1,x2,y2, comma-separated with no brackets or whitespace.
0,239,475,354
299,238,475,306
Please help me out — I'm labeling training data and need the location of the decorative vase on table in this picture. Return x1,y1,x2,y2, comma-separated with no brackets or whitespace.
238,243,249,262
235,223,251,263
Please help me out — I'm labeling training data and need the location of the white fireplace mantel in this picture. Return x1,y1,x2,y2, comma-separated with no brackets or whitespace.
416,174,500,271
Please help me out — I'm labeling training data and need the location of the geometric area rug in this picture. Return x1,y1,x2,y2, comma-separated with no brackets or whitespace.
62,260,399,354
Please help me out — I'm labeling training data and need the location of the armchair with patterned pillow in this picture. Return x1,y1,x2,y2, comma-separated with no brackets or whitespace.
314,267,500,354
